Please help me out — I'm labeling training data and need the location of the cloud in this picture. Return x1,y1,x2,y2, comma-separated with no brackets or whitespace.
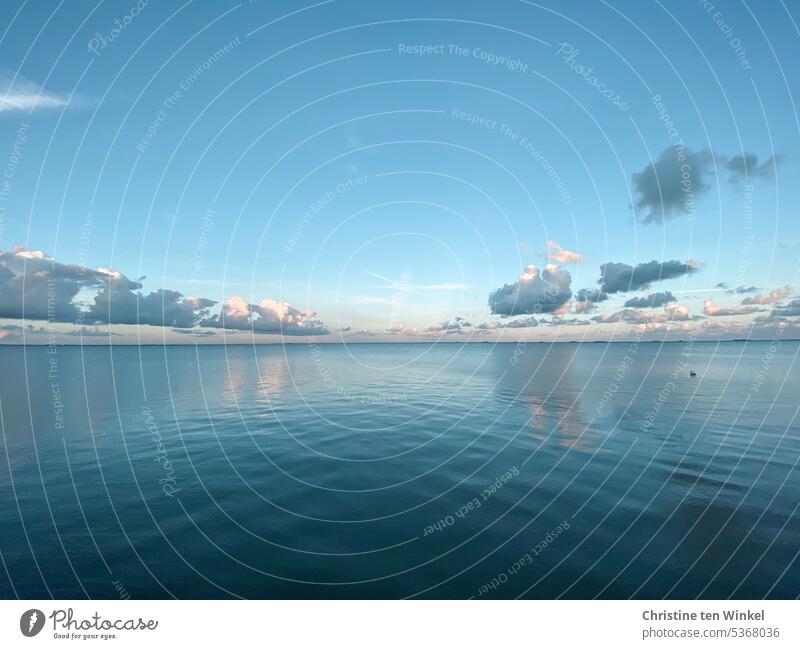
0,324,24,341
771,299,800,317
421,318,476,335
632,146,714,223
574,301,597,314
417,282,470,290
200,296,328,335
0,246,328,336
598,259,698,294
725,154,781,182
573,287,607,313
631,147,782,223
742,285,792,305
62,326,123,337
545,240,583,265
489,264,572,315
575,288,608,302
703,298,761,316
171,327,218,338
728,285,758,294
88,280,217,328
0,246,124,321
631,321,693,335
624,291,676,308
0,71,70,112
497,316,538,329
475,316,539,331
541,316,591,327
592,303,697,324
364,269,467,292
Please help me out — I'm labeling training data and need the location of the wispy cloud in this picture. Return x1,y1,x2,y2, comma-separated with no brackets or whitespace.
0,70,70,113
364,269,467,293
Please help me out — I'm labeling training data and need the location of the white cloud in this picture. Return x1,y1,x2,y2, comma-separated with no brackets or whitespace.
0,71,70,112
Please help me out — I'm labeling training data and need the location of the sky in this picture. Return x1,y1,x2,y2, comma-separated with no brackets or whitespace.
0,0,799,344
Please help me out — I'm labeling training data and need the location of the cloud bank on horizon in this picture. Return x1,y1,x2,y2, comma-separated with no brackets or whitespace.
2,243,797,343
0,247,327,337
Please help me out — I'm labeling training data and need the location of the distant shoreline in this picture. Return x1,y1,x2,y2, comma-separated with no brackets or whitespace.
1,338,796,347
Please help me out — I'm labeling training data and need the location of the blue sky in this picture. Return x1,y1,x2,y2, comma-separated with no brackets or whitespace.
0,0,798,343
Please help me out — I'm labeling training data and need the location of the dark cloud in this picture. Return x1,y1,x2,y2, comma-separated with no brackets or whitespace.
88,282,217,328
573,288,607,314
575,288,608,303
624,291,676,308
771,299,800,318
171,327,218,338
632,148,782,223
632,146,714,223
598,260,698,294
0,247,125,322
725,154,781,182
728,285,758,294
489,264,572,316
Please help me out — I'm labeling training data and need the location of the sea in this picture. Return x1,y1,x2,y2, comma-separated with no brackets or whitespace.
0,341,798,599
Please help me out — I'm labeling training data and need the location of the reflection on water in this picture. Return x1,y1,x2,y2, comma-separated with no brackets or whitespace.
0,342,798,599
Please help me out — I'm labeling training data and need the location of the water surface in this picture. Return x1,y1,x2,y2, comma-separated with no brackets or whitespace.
1,341,798,598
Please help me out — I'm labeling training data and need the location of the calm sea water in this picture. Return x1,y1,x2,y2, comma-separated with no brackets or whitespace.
1,341,798,599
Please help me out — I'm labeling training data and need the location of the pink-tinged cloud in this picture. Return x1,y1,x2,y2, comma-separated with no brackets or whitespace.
631,322,693,334
201,296,328,335
574,301,596,314
742,285,792,305
703,298,761,316
545,240,583,265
